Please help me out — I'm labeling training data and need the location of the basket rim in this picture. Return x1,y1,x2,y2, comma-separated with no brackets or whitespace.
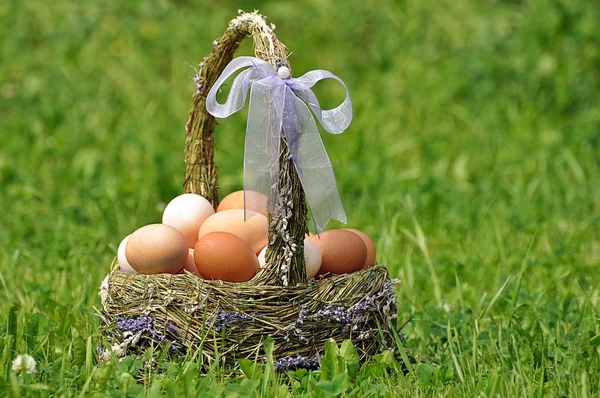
108,257,392,290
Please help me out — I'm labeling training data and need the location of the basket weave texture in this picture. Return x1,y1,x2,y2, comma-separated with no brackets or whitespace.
98,11,400,369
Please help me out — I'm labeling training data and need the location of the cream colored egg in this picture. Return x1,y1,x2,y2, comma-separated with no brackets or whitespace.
198,209,268,254
217,190,268,216
303,239,322,278
126,224,188,274
162,193,215,248
183,248,200,276
117,234,136,274
258,245,267,267
258,240,320,277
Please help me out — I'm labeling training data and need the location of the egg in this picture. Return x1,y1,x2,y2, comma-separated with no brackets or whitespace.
258,245,267,266
194,232,259,282
257,239,321,277
310,230,367,277
198,209,268,254
126,224,188,274
162,193,215,248
303,239,322,278
306,232,317,240
183,248,200,276
217,190,268,216
117,234,136,274
344,229,376,268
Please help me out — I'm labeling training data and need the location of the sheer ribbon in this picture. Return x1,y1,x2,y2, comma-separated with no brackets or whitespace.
206,56,352,232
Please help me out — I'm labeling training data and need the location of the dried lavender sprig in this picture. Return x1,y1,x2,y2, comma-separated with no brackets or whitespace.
166,321,182,337
315,305,353,324
115,316,179,347
280,280,400,344
206,311,255,332
116,316,154,334
275,354,320,371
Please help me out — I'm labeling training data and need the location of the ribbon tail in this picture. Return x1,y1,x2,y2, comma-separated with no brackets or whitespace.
244,78,286,218
282,87,347,233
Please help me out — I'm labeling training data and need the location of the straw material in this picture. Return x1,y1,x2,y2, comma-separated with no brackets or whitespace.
99,261,398,368
98,11,401,369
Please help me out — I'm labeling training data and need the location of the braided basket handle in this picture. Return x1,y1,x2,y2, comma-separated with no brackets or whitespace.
184,12,308,286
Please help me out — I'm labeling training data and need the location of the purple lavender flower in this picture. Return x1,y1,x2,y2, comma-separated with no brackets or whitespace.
165,321,182,337
316,305,352,324
115,316,179,348
275,354,320,371
297,307,309,325
280,306,309,343
207,311,255,332
97,345,105,362
281,281,402,344
116,316,154,334
350,294,377,312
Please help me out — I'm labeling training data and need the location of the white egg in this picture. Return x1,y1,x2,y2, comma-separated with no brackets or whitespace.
258,245,267,267
258,240,321,277
304,239,322,278
183,248,200,276
162,193,215,248
117,234,136,274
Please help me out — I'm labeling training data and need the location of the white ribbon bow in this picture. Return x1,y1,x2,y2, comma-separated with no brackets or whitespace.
206,56,353,232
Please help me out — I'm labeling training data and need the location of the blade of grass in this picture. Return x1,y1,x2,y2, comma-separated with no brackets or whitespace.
447,319,465,384
400,196,442,307
478,276,511,322
510,232,538,326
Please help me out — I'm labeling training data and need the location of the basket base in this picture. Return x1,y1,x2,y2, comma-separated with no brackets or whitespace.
98,264,401,369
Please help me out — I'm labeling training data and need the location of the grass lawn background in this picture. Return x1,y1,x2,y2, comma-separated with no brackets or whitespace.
1,0,599,396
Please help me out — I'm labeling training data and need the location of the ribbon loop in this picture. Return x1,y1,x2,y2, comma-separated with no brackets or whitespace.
291,70,353,134
206,57,353,232
206,56,274,118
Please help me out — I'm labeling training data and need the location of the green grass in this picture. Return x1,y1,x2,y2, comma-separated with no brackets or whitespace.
1,0,599,396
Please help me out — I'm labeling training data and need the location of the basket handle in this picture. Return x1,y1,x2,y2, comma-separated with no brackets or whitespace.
184,12,308,286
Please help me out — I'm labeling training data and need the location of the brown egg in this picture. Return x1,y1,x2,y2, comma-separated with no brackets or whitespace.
198,209,268,254
344,229,376,268
126,224,187,274
217,190,268,216
194,232,259,282
311,230,367,277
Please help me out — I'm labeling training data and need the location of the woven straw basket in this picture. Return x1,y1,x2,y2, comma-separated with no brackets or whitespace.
98,11,400,370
